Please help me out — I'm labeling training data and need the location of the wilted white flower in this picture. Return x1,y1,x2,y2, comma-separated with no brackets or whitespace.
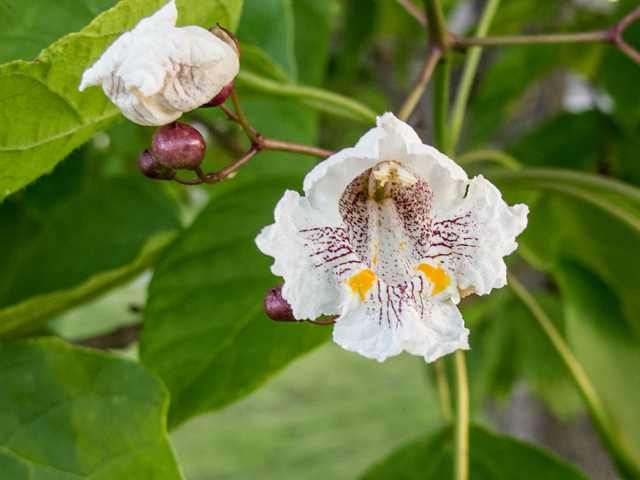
256,113,528,363
79,0,239,126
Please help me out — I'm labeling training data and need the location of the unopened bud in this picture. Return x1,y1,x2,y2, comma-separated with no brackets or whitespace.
209,24,241,58
200,80,234,108
263,285,298,322
152,122,206,170
137,149,177,180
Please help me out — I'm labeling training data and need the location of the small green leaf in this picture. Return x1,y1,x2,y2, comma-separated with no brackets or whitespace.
0,0,243,201
360,425,593,480
0,337,183,479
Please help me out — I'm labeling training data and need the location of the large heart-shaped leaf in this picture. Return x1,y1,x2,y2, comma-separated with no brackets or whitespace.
0,337,183,479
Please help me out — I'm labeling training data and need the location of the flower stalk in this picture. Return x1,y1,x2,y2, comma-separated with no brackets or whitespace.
454,349,469,480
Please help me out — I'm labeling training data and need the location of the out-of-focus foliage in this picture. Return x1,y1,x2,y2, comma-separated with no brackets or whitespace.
0,338,182,479
1,0,640,478
360,425,592,480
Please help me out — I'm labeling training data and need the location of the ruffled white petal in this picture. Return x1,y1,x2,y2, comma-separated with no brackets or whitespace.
256,112,527,363
333,277,469,362
79,0,239,125
427,175,529,299
255,190,360,320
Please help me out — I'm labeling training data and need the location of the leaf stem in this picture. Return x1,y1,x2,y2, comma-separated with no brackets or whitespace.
456,149,521,170
236,69,377,124
447,0,502,156
454,349,469,480
423,0,452,50
486,167,640,204
519,182,640,234
508,273,640,479
230,87,260,145
433,62,450,151
397,47,442,121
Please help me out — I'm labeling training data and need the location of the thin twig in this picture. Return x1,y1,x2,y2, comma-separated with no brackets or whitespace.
395,0,426,27
307,317,337,325
173,176,203,185
261,138,335,159
222,103,334,158
453,30,608,48
397,47,442,121
205,146,261,183
453,5,640,67
230,87,261,144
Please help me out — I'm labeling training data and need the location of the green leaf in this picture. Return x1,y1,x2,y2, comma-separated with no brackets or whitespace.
238,43,291,83
0,0,120,64
140,99,331,429
0,337,183,479
467,44,564,148
0,177,180,308
360,424,592,479
291,0,331,87
0,0,243,202
0,230,176,341
506,112,600,171
462,289,582,420
557,261,640,470
0,176,180,339
139,175,331,429
489,169,640,340
237,0,297,81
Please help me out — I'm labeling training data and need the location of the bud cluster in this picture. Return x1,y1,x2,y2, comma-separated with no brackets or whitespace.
138,121,207,179
135,24,242,182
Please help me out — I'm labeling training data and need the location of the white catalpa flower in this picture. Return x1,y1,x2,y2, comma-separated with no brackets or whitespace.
256,113,528,363
79,0,239,126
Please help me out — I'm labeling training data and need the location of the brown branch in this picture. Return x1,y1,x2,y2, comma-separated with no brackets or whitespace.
261,138,335,159
397,46,442,121
395,0,426,27
307,317,337,326
452,5,640,67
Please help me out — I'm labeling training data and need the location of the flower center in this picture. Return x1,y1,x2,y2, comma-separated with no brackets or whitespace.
338,161,435,286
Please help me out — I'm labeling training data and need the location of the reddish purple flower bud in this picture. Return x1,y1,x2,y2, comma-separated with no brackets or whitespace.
263,285,298,322
137,149,177,180
200,80,234,108
209,24,241,58
152,121,206,170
